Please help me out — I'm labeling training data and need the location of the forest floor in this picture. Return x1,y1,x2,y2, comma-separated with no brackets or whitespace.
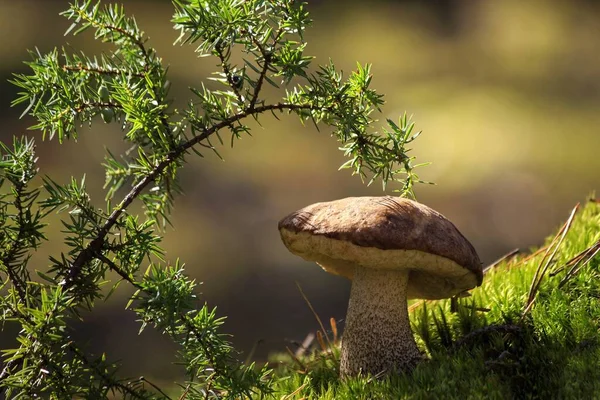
264,198,600,399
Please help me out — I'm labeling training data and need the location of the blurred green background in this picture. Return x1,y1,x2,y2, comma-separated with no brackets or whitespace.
1,0,599,383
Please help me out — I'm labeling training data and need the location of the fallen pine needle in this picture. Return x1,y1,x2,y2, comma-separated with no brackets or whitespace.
522,203,580,321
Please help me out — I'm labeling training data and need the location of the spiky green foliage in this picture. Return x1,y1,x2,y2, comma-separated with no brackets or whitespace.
1,0,428,399
267,200,600,399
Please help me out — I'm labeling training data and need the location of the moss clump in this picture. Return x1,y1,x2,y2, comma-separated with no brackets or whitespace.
265,200,600,399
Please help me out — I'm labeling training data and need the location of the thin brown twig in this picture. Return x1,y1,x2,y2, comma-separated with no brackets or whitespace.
286,346,306,371
295,281,334,354
65,102,313,287
94,251,142,289
70,346,147,399
558,241,600,288
526,203,580,301
281,383,307,400
550,249,587,277
137,376,174,400
2,185,30,302
248,27,284,110
50,101,122,125
215,46,245,106
244,339,264,365
521,203,580,321
483,248,521,274
177,384,190,400
507,245,549,270
249,49,270,111
74,8,151,63
179,313,229,379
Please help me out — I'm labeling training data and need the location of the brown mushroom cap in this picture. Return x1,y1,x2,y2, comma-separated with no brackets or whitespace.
278,196,482,299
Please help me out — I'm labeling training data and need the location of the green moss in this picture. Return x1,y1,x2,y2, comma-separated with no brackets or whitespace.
264,200,600,399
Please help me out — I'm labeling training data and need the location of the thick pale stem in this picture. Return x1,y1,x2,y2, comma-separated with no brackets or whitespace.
340,267,421,377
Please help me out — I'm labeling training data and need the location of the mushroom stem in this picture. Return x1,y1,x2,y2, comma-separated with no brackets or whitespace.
340,267,421,377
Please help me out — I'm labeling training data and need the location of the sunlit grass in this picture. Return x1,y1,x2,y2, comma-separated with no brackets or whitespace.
265,199,600,399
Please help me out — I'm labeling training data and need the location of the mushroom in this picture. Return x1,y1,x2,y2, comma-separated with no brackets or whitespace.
278,196,482,377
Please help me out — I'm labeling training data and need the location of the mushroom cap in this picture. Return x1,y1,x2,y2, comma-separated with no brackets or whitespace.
278,196,483,299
